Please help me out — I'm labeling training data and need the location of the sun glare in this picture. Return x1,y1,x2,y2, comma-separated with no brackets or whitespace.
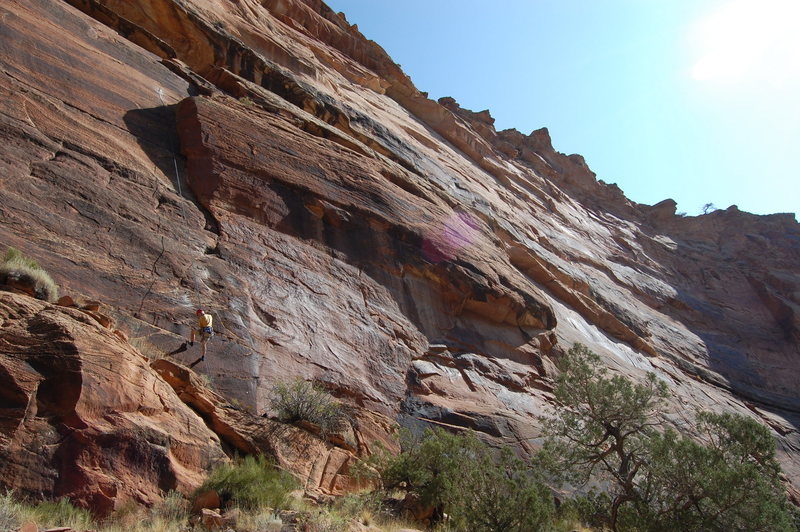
691,0,800,85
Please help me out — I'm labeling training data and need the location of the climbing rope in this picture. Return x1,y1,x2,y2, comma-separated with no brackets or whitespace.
150,87,213,381
150,86,269,408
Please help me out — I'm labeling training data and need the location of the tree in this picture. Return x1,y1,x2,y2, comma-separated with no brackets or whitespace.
540,344,796,531
540,343,669,529
376,428,554,532
632,413,797,531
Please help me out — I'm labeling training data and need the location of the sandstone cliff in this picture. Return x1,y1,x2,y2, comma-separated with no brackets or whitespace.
0,0,798,511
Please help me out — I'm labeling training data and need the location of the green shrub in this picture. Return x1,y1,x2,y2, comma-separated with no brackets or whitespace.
375,428,555,532
0,493,94,531
0,247,59,302
624,413,797,531
30,498,94,530
197,455,297,511
269,379,349,438
296,510,349,532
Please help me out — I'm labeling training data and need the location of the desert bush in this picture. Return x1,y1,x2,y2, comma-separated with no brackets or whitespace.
269,379,349,438
375,428,554,532
296,510,349,532
623,412,797,531
197,455,297,511
236,509,283,532
0,246,59,302
150,490,189,523
29,498,95,530
326,491,422,532
0,491,23,531
0,494,94,531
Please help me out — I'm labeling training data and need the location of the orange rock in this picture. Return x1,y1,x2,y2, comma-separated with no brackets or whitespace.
1,0,799,503
57,295,76,307
0,292,227,516
81,301,101,312
191,489,220,514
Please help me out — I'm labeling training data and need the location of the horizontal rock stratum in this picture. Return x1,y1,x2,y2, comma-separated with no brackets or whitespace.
0,0,798,511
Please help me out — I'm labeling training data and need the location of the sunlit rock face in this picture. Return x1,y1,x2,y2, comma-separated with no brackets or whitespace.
0,292,228,515
0,0,798,502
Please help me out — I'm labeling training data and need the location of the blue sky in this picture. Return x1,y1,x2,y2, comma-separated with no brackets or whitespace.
324,0,799,217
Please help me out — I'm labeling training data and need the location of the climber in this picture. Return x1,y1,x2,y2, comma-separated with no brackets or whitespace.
190,308,213,358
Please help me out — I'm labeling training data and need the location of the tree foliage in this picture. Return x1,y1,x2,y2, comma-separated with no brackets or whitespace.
541,343,796,531
630,413,797,531
376,428,554,532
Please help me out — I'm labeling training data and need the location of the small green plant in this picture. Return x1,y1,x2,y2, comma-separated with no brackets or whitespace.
331,491,383,526
0,247,59,302
29,498,95,530
197,455,297,511
150,490,189,523
296,510,349,532
239,96,255,106
269,379,349,438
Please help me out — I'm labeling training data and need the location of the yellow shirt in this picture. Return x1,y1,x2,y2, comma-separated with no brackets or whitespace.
197,313,213,329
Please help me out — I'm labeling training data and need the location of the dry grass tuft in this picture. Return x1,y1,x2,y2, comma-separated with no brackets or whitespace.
0,247,58,302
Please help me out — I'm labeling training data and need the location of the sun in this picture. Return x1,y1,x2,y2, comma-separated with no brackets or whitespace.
691,0,800,84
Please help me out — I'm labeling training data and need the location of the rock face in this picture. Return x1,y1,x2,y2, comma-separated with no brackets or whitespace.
0,292,227,515
0,0,798,508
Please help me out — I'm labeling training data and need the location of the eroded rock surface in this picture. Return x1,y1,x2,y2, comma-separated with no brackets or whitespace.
0,0,798,508
0,292,227,515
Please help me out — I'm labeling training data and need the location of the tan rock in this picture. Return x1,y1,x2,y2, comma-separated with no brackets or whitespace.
151,358,392,496
200,508,224,529
80,309,114,329
19,522,39,532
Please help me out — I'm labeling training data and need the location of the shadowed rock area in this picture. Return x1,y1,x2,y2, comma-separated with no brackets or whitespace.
0,0,798,511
